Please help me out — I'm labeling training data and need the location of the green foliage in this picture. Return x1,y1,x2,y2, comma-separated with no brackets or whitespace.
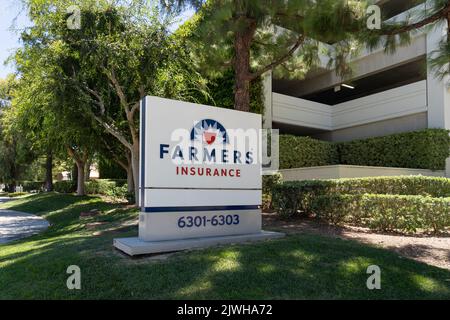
20,181,45,192
273,176,450,205
54,179,128,200
337,129,450,170
173,0,366,79
310,194,450,234
279,129,450,170
262,172,283,195
360,0,450,84
2,192,449,299
262,172,283,210
85,179,126,195
272,176,450,233
279,135,339,169
193,69,264,114
54,181,77,194
98,159,127,179
0,76,37,185
429,27,450,81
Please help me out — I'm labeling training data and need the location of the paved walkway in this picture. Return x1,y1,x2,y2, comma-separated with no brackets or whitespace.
0,197,50,244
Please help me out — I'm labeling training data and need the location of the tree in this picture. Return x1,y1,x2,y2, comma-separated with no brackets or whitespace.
164,0,370,112
9,73,57,192
165,0,450,112
20,0,208,203
0,76,36,191
98,135,134,194
12,30,102,196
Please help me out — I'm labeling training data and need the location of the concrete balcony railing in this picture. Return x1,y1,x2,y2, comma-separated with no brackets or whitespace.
272,80,427,131
315,2,428,68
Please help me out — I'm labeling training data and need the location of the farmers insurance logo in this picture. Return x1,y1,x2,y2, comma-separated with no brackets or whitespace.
190,119,229,145
159,119,256,178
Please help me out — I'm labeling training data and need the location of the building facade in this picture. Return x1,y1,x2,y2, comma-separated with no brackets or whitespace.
263,0,450,177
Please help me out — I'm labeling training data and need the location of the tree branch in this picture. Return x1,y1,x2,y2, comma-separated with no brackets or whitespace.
101,137,130,171
105,67,130,114
92,115,133,151
130,101,140,120
67,146,81,164
104,67,139,146
379,4,450,36
250,35,305,80
84,86,106,115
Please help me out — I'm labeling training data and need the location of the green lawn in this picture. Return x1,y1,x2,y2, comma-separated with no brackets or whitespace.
0,193,449,299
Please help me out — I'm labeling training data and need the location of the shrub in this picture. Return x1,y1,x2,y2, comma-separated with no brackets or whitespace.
105,184,130,200
98,158,127,179
262,173,282,210
52,179,128,199
278,129,450,171
262,173,282,195
85,179,128,200
272,176,450,233
21,181,45,192
54,181,77,193
279,135,339,169
310,194,450,234
273,176,450,204
86,180,115,195
337,129,450,170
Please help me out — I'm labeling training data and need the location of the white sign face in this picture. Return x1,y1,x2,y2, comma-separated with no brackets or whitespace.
139,97,262,241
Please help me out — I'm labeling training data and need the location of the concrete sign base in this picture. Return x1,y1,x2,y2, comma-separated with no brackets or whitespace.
114,231,284,256
138,209,262,241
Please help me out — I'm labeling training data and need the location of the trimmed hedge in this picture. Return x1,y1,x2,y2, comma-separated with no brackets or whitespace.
274,176,450,200
54,181,77,193
280,135,338,169
272,176,450,233
262,173,282,210
310,194,450,234
279,129,450,171
337,129,450,171
21,181,45,192
85,179,127,195
54,179,129,200
86,179,129,200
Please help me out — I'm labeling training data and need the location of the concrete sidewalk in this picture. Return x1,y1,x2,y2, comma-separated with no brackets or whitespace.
0,197,49,244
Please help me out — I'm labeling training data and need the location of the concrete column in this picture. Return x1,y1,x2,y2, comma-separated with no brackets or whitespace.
262,71,273,129
426,23,450,177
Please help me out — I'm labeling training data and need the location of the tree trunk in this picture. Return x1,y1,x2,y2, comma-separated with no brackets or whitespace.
112,152,134,195
76,160,86,196
233,19,256,112
131,143,140,206
45,151,53,192
127,163,134,194
85,159,92,181
234,70,251,112
72,162,78,183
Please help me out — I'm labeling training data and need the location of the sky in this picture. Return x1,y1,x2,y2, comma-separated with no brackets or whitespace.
0,2,194,79
0,0,32,79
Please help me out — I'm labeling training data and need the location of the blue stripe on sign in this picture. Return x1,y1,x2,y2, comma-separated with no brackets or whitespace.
144,205,260,213
140,97,146,211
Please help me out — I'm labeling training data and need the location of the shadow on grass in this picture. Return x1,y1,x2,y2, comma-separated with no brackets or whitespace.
1,193,90,215
2,232,450,299
1,193,449,299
